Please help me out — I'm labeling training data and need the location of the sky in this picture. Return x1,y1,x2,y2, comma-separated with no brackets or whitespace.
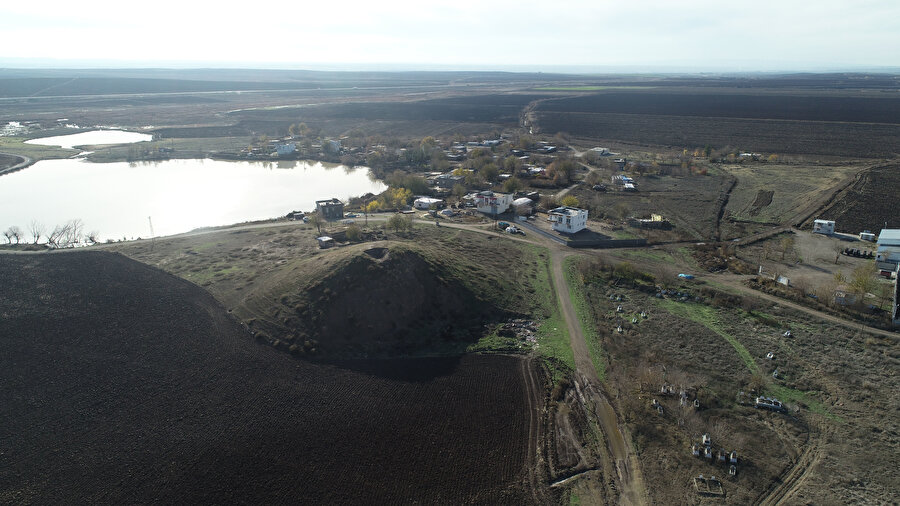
1,0,898,71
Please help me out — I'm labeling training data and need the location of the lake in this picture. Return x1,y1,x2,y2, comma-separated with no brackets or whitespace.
25,130,154,149
0,158,386,242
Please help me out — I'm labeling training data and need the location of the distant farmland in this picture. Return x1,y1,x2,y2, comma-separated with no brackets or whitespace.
537,92,900,124
534,90,900,157
232,94,547,125
536,111,900,158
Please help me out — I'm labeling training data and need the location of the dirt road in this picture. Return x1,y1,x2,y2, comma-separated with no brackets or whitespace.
713,274,897,339
0,152,32,175
549,250,649,505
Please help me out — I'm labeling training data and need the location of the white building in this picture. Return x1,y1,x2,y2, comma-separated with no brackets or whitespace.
813,219,835,235
512,197,534,215
876,229,900,271
474,191,512,215
275,143,296,156
413,197,444,210
548,206,588,234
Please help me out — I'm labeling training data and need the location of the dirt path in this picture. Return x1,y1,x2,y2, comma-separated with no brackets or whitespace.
757,424,823,506
520,356,551,504
0,152,33,176
549,250,649,505
713,274,897,338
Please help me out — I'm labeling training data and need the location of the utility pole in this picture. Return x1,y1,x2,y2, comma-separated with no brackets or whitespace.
148,216,155,252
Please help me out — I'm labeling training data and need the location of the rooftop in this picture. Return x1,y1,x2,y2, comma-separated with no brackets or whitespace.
549,206,586,216
878,229,900,243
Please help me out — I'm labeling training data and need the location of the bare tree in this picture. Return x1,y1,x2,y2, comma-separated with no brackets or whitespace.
47,223,68,248
86,230,100,245
708,418,728,446
47,219,84,248
2,227,13,244
61,219,83,247
307,213,324,235
833,243,844,264
8,226,22,244
28,219,44,244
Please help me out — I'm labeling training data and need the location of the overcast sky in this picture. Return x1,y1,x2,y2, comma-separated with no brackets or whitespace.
1,0,898,71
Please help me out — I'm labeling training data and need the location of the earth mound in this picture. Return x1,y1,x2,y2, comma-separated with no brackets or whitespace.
244,246,507,357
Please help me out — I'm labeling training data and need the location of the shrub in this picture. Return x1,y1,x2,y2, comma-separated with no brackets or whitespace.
345,224,362,242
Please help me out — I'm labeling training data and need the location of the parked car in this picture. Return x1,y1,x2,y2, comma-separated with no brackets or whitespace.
341,219,355,224
505,226,525,236
678,273,695,280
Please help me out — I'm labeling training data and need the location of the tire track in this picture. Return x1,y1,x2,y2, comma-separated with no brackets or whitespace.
550,250,649,505
757,425,822,506
520,356,547,504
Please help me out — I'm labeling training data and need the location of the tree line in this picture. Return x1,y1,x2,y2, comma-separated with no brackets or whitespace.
3,219,98,248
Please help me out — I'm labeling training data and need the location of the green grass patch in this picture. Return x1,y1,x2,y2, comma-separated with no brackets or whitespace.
569,491,581,505
769,385,840,421
608,228,640,239
656,299,758,374
184,264,241,284
526,245,574,382
466,330,522,354
564,257,606,381
0,136,78,161
657,299,838,418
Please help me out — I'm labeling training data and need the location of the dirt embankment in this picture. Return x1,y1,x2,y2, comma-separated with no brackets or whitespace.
240,246,511,357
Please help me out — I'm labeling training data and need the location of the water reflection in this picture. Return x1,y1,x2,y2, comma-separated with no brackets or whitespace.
0,158,386,242
25,130,153,149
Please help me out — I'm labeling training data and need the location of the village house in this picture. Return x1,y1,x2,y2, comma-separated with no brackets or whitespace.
548,206,588,234
876,229,900,271
512,197,534,215
275,143,296,156
474,191,513,215
315,198,344,220
413,197,444,210
813,219,835,235
432,172,465,187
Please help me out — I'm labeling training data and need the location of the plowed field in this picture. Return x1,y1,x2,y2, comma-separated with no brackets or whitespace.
0,251,540,504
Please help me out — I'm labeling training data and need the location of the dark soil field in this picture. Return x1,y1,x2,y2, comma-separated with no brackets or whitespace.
569,172,732,241
536,111,900,158
0,251,543,504
812,161,900,233
538,92,900,124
